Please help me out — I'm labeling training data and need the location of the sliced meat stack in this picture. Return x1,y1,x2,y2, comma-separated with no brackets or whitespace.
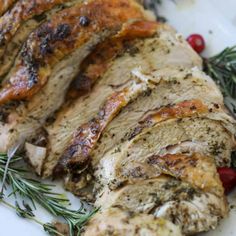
0,0,150,152
0,1,235,235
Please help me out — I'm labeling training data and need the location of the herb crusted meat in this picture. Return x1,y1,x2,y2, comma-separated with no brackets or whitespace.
0,0,83,79
0,0,150,153
0,1,235,236
42,23,202,178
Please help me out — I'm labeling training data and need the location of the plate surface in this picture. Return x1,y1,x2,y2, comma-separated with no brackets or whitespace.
1,0,236,235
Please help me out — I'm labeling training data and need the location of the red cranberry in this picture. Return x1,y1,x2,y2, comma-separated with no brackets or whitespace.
217,167,236,194
187,34,205,54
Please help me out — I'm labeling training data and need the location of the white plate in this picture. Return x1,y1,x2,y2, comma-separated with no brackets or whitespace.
1,0,236,235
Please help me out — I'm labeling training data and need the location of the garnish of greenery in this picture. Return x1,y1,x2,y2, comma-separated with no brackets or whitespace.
0,198,64,236
0,153,98,236
204,46,236,117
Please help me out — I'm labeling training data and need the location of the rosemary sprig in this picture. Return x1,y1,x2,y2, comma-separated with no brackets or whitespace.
0,198,64,236
204,46,236,117
0,153,98,236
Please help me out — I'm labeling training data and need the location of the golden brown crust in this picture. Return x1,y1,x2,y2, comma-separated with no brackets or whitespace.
0,0,16,16
0,0,145,105
54,99,212,175
68,20,159,98
0,0,70,49
143,99,209,123
129,99,213,139
54,88,131,175
146,153,224,196
0,0,83,78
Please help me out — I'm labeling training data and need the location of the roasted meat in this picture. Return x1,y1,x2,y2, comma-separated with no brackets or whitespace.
83,207,182,236
90,68,235,170
0,0,83,78
95,176,227,234
42,23,202,177
0,1,235,235
0,0,148,105
96,117,235,190
0,0,149,153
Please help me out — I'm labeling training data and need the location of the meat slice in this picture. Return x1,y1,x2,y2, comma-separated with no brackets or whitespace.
95,152,227,234
90,68,235,168
83,207,182,236
54,66,156,175
0,0,16,16
0,0,148,153
67,20,158,99
62,69,235,189
96,117,235,190
0,0,83,78
0,0,147,105
95,176,227,235
42,24,202,177
98,151,224,196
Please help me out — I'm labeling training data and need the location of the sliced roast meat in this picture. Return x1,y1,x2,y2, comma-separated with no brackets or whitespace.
0,0,147,105
95,175,227,235
83,207,182,236
67,20,158,99
54,69,157,176
96,117,235,190
0,0,83,78
91,68,236,168
42,24,202,177
0,2,234,235
0,0,148,153
95,139,226,231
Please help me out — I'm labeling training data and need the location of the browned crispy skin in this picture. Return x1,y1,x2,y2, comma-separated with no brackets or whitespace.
0,0,71,50
54,88,133,175
42,20,158,177
0,0,82,78
144,99,209,122
0,0,145,105
129,99,211,139
0,0,16,16
68,20,158,98
54,98,209,175
146,153,224,196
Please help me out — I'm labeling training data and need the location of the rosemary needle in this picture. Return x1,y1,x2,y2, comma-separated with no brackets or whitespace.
0,141,22,195
0,154,97,236
0,199,64,236
204,46,236,117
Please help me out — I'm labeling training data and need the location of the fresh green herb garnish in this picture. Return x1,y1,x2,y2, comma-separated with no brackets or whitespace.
204,46,236,117
0,154,98,236
0,199,65,236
